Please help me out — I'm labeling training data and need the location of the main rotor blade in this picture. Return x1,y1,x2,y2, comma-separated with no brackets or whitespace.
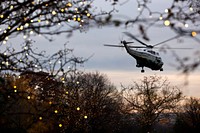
104,44,146,48
123,32,149,47
126,41,134,44
153,35,181,47
159,47,193,50
104,44,124,47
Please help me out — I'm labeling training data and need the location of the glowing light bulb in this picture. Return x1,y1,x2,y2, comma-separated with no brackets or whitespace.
27,96,31,99
3,41,7,44
54,110,58,113
67,2,72,7
25,23,29,27
20,26,23,30
52,11,57,15
5,61,9,66
87,13,91,17
165,9,168,13
10,5,14,9
77,107,80,111
66,91,69,94
191,31,197,37
39,117,42,120
14,90,17,93
46,20,49,24
185,23,189,28
13,85,17,88
84,115,88,119
77,17,81,21
164,20,170,26
159,15,163,20
49,101,52,105
23,35,27,39
0,14,4,18
59,124,62,127
61,9,65,12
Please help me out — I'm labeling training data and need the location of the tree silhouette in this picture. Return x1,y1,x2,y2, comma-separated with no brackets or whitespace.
0,0,115,42
0,0,114,73
122,75,182,133
64,71,123,133
1,1,200,132
174,97,200,132
0,71,124,133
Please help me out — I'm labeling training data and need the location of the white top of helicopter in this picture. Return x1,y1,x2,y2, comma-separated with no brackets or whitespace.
133,48,160,57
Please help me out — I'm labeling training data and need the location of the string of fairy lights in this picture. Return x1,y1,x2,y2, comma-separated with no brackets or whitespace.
3,71,87,129
0,1,198,48
0,0,92,44
0,0,199,130
136,2,198,37
0,0,94,73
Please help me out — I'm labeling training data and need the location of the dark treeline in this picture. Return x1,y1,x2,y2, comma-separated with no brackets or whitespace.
0,71,200,133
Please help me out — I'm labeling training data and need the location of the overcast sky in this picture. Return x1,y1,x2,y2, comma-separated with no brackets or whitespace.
5,0,200,97
71,0,200,97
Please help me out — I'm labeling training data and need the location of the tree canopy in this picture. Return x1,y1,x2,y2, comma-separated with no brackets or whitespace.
122,75,183,132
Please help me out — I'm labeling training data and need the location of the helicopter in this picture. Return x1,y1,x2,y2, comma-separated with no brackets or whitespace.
104,32,190,73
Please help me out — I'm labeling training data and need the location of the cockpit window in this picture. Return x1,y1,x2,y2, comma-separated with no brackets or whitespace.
147,50,155,55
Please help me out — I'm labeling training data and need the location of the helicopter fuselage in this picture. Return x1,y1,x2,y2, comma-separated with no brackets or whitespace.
104,32,189,72
123,43,163,71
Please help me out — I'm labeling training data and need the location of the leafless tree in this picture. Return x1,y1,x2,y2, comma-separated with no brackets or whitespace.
122,75,183,132
0,0,114,74
0,40,86,76
63,71,124,133
0,0,117,42
174,97,200,132
0,71,124,133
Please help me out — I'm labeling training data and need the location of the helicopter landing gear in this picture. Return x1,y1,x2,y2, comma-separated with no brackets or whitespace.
141,67,145,73
160,68,163,71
